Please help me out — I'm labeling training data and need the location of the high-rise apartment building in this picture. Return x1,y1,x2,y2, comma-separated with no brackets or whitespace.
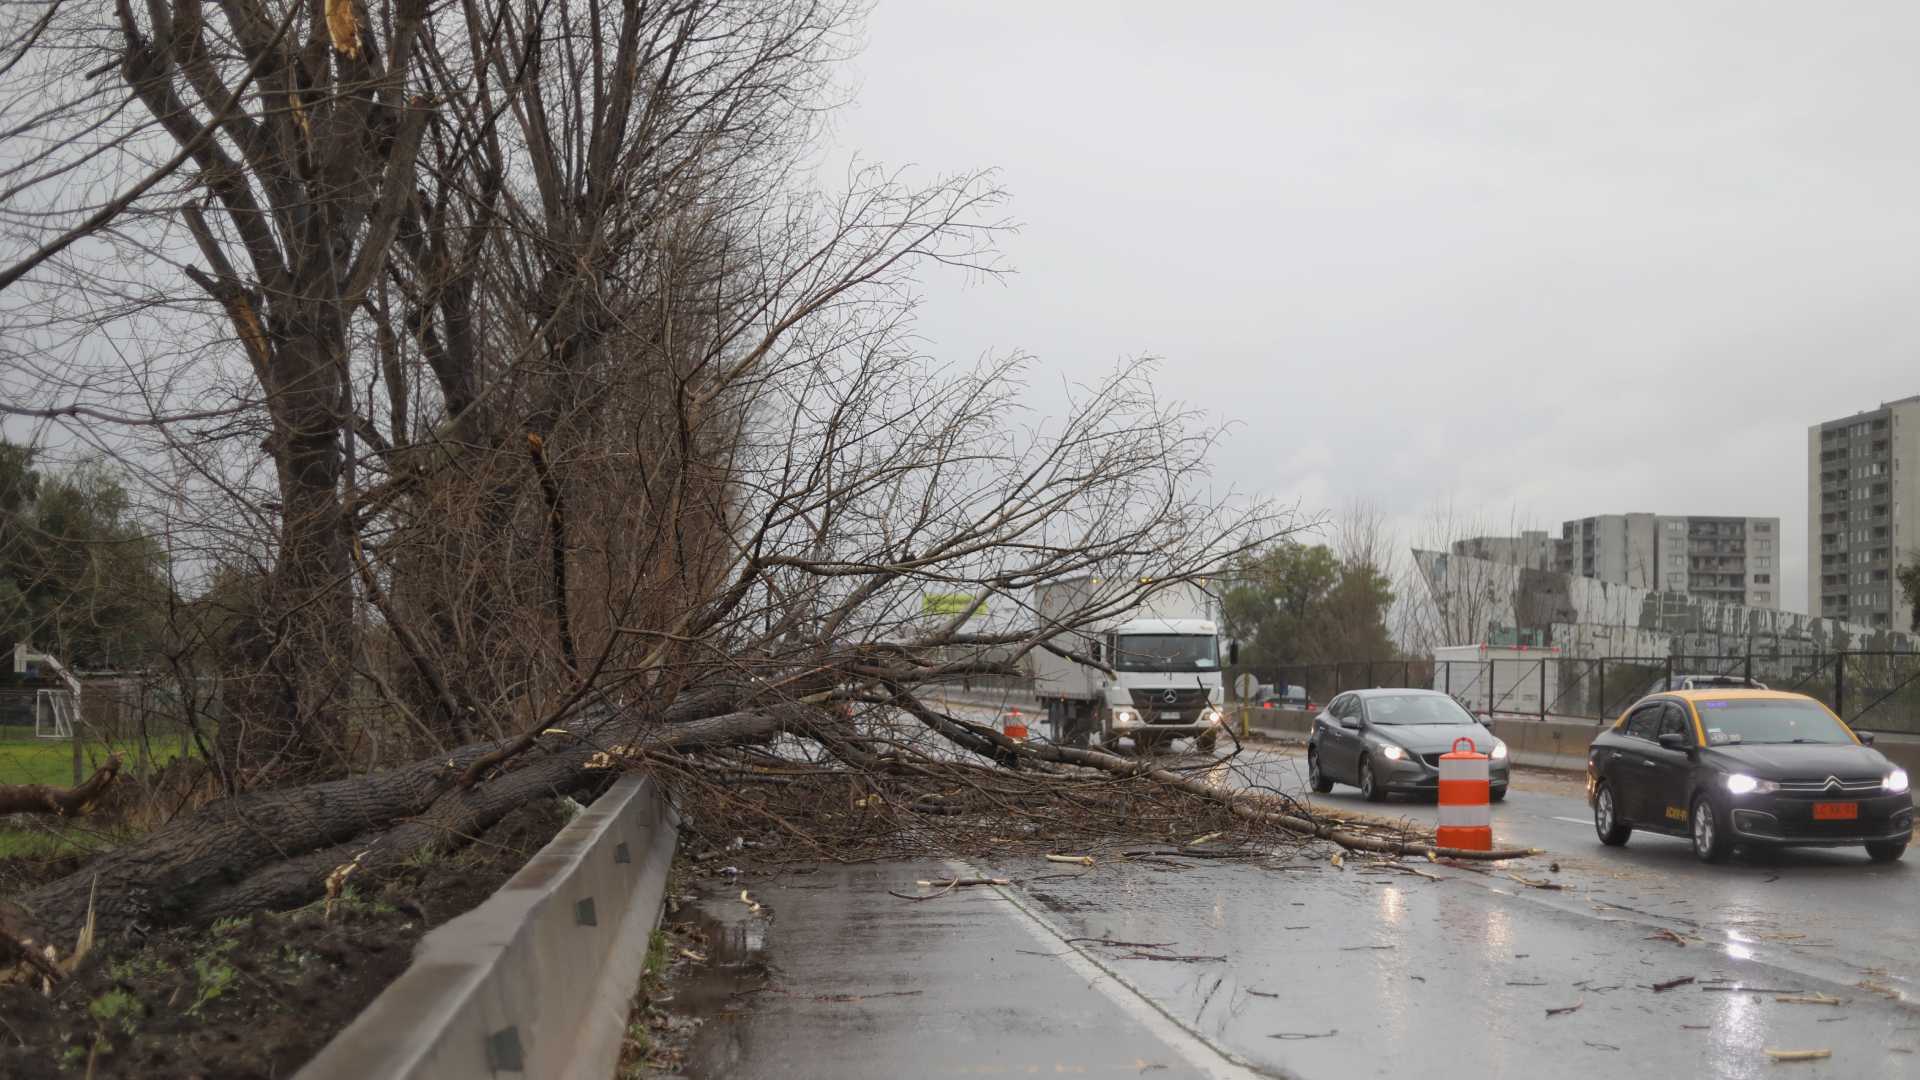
1553,514,1781,609
1807,396,1920,630
1450,531,1555,571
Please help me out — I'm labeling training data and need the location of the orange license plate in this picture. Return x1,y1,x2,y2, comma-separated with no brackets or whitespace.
1813,802,1859,821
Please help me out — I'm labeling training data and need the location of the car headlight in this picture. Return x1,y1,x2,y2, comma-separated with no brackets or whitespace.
1886,769,1910,794
1490,740,1508,761
1724,773,1778,795
1377,744,1406,761
1113,708,1138,727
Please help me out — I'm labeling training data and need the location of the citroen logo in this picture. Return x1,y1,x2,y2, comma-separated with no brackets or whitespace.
1824,776,1843,792
1162,690,1178,704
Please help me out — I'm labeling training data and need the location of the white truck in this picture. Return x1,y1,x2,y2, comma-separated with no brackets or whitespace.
1031,577,1234,753
1430,643,1561,718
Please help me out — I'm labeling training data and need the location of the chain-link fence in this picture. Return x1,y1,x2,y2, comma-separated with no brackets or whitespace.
1,673,203,788
1235,652,1920,735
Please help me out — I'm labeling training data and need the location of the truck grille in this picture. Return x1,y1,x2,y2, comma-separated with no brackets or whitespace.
1129,687,1211,712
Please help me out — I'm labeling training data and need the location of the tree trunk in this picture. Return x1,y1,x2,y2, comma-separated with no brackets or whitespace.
253,320,355,780
1,688,789,947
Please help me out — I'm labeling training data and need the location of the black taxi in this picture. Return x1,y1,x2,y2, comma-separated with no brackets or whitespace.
1587,690,1912,863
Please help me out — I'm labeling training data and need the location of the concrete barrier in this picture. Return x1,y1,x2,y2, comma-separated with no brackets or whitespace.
1242,706,1599,772
1242,708,1920,777
298,775,678,1080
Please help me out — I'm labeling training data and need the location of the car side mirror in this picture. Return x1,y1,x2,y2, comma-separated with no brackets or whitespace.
1341,716,1362,730
1657,732,1691,752
1091,642,1103,663
1857,730,1876,746
1228,641,1240,666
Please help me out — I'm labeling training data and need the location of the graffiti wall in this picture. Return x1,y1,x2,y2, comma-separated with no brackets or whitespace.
1414,550,1918,659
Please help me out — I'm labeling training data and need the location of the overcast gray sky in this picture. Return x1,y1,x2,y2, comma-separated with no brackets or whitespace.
825,0,1920,614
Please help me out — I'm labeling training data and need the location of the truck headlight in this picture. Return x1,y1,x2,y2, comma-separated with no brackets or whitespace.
1113,708,1138,728
1377,744,1406,761
1201,707,1225,726
1725,773,1778,795
1490,740,1508,761
1886,769,1910,794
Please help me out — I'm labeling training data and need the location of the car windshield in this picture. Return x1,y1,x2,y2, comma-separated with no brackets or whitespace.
1112,634,1218,672
1365,694,1473,726
1695,698,1854,746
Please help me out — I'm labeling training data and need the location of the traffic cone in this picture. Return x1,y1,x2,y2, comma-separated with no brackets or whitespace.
1437,737,1492,851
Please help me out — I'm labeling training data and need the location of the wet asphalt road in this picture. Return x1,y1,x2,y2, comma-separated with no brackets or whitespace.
674,739,1919,1079
1227,743,1920,997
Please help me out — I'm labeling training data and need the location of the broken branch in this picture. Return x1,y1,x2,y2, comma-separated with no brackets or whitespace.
0,755,121,817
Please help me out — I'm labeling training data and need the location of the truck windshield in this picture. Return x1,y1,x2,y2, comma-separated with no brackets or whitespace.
1113,635,1218,672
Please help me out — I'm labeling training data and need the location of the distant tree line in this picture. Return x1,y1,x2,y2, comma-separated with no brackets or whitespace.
0,442,168,671
1221,536,1398,672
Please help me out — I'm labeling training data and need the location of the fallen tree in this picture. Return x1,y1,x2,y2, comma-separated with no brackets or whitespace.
0,688,784,944
2,673,1536,965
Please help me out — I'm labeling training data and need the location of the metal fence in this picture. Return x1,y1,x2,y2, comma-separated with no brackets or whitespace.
1,674,201,786
1241,652,1920,735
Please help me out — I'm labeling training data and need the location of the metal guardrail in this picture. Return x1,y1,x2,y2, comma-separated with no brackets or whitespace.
298,774,678,1079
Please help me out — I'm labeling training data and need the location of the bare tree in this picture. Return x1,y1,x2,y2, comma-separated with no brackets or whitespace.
1397,501,1546,653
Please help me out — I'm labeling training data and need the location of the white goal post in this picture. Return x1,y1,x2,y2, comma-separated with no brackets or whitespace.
35,688,76,739
14,642,82,739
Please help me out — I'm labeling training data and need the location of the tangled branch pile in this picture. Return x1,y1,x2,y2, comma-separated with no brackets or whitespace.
654,704,1530,866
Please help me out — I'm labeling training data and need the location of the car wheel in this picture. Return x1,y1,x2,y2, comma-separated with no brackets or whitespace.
1195,732,1218,754
1359,757,1387,803
1489,785,1508,804
1308,749,1335,793
1866,841,1907,863
1593,783,1631,846
1691,793,1731,863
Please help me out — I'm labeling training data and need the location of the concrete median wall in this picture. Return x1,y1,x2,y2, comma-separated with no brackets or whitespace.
1242,708,1920,777
298,774,677,1080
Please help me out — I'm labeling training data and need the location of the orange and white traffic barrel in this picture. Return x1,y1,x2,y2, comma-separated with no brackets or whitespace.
1001,707,1029,741
1437,737,1492,851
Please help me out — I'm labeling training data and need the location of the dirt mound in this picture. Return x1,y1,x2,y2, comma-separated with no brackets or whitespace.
0,799,566,1079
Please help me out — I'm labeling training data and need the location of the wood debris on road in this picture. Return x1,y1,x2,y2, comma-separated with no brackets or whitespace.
1505,873,1567,890
1775,993,1847,1006
887,877,1012,901
1763,1049,1831,1063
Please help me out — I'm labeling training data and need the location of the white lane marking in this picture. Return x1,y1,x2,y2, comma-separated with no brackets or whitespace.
1551,816,1592,825
956,860,1267,1080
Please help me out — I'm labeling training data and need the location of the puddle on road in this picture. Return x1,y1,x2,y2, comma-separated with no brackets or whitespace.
664,892,777,1078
